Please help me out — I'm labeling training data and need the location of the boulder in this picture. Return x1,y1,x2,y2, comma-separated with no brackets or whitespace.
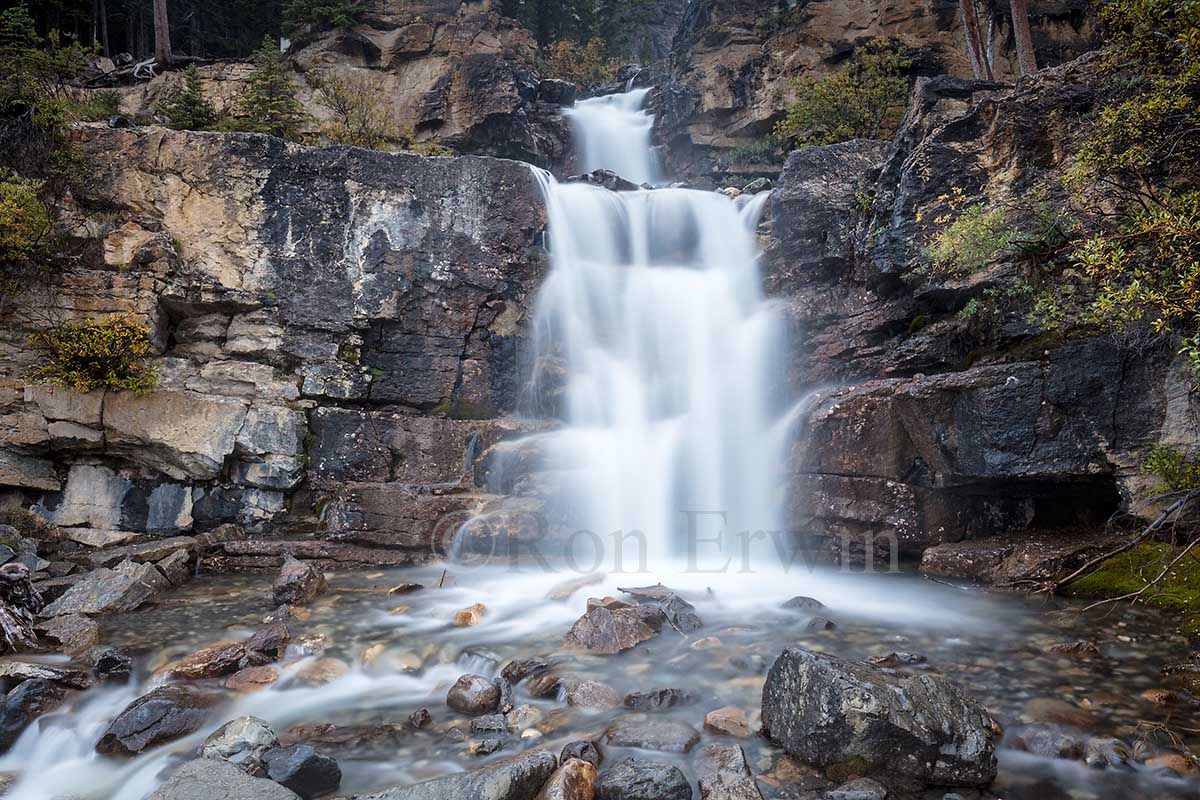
246,622,290,663
148,758,301,800
201,716,279,768
350,748,557,800
562,602,659,654
593,758,690,800
446,674,500,715
0,678,66,751
603,718,699,753
535,757,595,800
35,613,100,655
41,560,166,616
272,557,326,606
761,647,997,788
96,684,223,756
261,744,342,800
697,744,764,800
164,640,247,680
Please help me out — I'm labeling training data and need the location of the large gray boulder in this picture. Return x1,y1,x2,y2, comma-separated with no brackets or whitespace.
352,749,557,800
96,685,223,756
761,647,997,789
148,758,301,800
41,560,166,616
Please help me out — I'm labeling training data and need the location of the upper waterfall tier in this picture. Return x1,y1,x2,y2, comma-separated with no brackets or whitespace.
565,88,658,186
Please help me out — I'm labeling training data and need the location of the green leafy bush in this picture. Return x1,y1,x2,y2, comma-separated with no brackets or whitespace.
0,173,49,265
727,138,778,164
236,36,308,141
1143,445,1200,492
925,188,1015,275
312,69,395,148
157,65,218,130
29,316,158,394
774,38,911,147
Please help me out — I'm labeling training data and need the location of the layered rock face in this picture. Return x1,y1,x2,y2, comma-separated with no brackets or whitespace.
767,55,1196,564
653,0,1097,178
117,0,572,168
0,125,545,567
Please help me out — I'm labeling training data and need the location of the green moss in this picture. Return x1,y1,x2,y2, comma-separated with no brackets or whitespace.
825,757,869,783
1067,543,1200,614
0,506,57,539
907,314,930,334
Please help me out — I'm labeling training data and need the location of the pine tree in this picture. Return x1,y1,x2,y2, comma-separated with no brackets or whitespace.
238,35,307,141
157,65,217,130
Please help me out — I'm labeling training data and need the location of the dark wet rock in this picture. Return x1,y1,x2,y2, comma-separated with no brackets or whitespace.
806,617,836,632
566,679,620,710
262,744,342,799
562,602,658,654
1006,725,1085,760
470,714,508,734
741,178,771,194
225,666,281,693
148,758,301,800
86,645,133,680
501,658,550,684
165,640,247,680
442,726,467,743
351,748,557,800
561,740,602,768
469,737,504,755
35,613,99,655
527,673,562,698
824,777,887,800
623,688,698,711
201,716,279,769
1048,641,1101,658
0,660,91,690
594,757,691,800
604,718,699,753
156,549,194,586
782,596,825,612
697,743,763,800
761,647,997,788
537,79,576,106
246,622,291,663
1084,737,1132,770
408,708,432,729
41,561,165,616
446,674,500,715
0,678,66,751
495,676,514,714
272,558,326,607
565,170,640,192
618,584,702,632
866,652,926,668
96,684,223,756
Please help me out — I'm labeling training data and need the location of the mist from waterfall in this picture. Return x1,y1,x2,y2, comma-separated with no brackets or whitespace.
528,89,789,570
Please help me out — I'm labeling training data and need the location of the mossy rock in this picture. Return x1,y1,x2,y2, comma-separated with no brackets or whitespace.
825,756,869,784
1066,543,1200,634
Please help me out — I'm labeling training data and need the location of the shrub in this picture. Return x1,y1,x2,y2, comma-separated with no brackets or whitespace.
1142,445,1200,493
406,139,454,157
312,69,395,148
28,316,158,394
541,37,617,87
925,188,1015,275
727,138,778,164
0,173,49,265
157,65,217,130
72,88,121,122
237,36,307,141
282,0,359,38
774,38,911,147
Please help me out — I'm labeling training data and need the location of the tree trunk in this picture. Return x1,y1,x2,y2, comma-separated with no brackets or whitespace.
959,0,993,80
153,0,172,65
1010,0,1038,76
97,0,111,57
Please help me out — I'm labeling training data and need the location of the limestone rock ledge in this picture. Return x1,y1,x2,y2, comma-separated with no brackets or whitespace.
0,125,547,561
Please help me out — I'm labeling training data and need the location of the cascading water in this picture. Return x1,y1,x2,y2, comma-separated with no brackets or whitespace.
527,90,788,571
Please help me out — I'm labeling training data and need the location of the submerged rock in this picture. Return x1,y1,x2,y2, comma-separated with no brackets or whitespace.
350,748,557,800
566,679,621,710
697,744,763,800
262,744,342,799
623,688,698,711
148,758,301,800
593,757,690,800
272,558,326,606
761,647,997,788
603,718,699,753
703,706,752,737
97,685,223,756
446,674,500,715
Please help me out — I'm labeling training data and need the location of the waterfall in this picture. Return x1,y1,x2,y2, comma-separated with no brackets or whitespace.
527,89,787,571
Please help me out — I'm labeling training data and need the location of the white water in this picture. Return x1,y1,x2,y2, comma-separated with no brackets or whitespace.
564,88,657,185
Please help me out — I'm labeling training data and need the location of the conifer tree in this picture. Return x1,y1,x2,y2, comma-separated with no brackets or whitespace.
238,35,307,140
157,65,217,130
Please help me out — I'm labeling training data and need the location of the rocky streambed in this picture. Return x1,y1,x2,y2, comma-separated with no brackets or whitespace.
3,559,1199,800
